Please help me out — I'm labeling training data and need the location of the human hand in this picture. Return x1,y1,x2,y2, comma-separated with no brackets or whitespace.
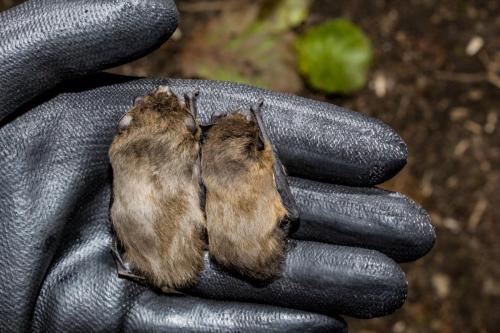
0,1,435,332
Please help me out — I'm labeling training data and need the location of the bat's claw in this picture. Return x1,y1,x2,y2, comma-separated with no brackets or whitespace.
111,239,146,282
161,286,185,295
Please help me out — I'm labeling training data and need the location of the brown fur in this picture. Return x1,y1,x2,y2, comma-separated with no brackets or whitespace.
202,112,288,280
109,87,205,292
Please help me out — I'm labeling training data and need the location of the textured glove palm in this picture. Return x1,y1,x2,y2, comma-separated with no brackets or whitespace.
0,1,435,332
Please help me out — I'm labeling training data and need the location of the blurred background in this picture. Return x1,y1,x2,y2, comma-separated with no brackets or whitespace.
2,0,499,332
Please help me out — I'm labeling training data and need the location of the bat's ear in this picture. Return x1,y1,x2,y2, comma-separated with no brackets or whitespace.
250,100,267,151
184,114,198,134
133,96,145,106
256,135,265,151
184,90,200,120
209,111,225,125
273,158,300,230
118,113,132,133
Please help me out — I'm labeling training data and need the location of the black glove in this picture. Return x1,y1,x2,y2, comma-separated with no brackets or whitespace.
0,1,435,332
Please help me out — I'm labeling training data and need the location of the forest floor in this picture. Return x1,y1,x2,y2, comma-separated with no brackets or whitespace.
2,0,499,332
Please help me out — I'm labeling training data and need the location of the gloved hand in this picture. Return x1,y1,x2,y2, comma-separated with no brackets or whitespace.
0,1,435,332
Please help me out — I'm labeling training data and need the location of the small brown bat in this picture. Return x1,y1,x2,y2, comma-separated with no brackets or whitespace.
201,101,299,281
108,86,206,292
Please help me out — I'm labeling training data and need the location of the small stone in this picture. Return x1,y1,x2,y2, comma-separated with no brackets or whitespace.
421,172,433,197
392,321,406,333
443,217,460,233
468,198,488,230
432,273,451,298
450,107,469,121
464,120,483,135
483,277,500,296
484,111,498,134
466,36,484,56
446,176,458,188
171,27,182,41
468,89,483,101
453,139,470,156
372,73,388,97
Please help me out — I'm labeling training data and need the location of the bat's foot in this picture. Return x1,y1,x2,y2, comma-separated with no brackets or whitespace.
111,239,146,282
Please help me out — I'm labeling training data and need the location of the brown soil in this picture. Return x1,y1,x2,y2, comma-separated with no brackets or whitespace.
315,2,500,332
2,0,499,332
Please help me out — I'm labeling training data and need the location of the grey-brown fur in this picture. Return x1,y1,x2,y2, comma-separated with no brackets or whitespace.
109,86,205,292
202,110,289,281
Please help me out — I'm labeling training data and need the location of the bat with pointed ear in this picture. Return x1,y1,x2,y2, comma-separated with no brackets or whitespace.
109,86,206,293
201,100,300,282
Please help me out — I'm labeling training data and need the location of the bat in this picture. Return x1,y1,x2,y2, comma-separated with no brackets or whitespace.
201,101,299,281
108,86,206,292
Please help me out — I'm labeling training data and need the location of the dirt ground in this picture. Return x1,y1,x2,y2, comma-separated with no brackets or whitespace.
2,1,499,332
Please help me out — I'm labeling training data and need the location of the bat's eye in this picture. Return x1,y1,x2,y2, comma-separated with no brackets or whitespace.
256,135,265,151
118,114,132,133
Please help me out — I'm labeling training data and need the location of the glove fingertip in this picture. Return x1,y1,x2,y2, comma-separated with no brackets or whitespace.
0,0,179,119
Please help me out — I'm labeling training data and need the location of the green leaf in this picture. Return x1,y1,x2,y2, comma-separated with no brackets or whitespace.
295,19,373,94
258,0,312,33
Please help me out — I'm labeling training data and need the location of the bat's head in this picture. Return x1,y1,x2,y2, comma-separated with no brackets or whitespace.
204,111,273,178
117,86,200,141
